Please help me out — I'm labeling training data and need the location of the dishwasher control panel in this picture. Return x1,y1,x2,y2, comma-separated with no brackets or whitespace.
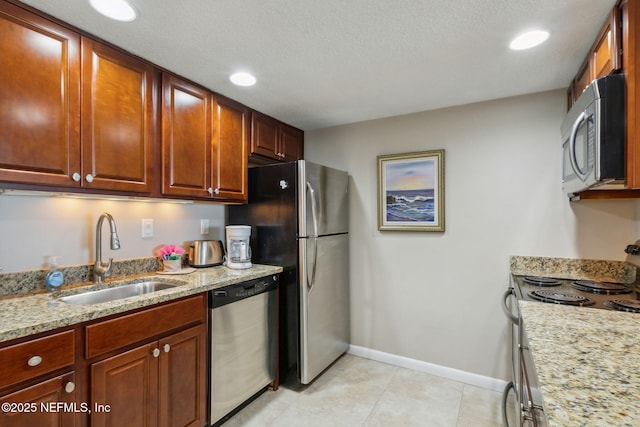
209,275,279,308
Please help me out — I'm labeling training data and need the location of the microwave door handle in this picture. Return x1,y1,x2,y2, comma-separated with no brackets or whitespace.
569,111,589,181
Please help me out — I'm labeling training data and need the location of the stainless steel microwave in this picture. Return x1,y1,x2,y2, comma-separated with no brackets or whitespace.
561,73,625,196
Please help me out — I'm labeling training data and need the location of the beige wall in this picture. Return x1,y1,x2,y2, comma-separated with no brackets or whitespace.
0,196,225,272
304,89,637,381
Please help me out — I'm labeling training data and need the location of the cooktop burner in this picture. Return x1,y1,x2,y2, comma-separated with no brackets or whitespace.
523,276,561,286
571,280,632,295
529,289,595,306
603,299,640,313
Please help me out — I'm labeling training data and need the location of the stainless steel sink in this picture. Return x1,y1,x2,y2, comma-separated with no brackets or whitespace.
60,281,180,305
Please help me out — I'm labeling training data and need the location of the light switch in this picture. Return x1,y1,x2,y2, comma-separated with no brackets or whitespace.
142,219,154,238
200,219,209,235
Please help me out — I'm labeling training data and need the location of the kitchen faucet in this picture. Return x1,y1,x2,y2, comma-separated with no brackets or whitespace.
94,213,121,283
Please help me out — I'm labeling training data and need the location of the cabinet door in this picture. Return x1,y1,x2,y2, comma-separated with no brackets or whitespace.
158,325,207,427
81,38,154,193
161,74,212,198
212,96,249,202
592,9,621,80
0,372,78,427
280,125,304,161
91,342,158,427
0,2,80,187
250,111,280,160
574,59,591,96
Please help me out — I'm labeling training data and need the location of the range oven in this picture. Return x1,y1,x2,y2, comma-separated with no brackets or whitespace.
501,275,640,426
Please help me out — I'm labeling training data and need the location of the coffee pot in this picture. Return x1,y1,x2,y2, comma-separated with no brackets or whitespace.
225,225,252,269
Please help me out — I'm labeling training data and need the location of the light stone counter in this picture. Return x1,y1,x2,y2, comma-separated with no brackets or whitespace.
519,301,640,427
0,264,282,343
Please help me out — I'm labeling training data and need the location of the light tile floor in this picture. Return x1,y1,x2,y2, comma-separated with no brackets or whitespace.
224,354,513,426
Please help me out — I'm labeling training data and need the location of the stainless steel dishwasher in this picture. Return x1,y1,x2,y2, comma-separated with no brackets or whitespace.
209,275,278,425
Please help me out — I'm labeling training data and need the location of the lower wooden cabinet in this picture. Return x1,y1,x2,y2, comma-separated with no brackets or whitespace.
0,372,78,427
158,326,207,427
0,295,207,427
90,324,206,427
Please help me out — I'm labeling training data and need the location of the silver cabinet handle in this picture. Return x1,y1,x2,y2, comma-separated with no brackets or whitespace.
72,172,81,182
152,348,160,358
65,382,75,393
207,187,213,195
163,344,170,353
85,174,94,183
27,355,42,367
213,188,220,195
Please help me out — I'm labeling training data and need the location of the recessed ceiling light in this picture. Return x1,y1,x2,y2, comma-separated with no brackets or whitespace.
509,30,550,50
89,0,138,22
230,72,257,87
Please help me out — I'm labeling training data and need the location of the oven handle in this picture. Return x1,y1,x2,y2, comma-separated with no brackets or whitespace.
501,381,514,427
502,289,519,324
568,110,589,182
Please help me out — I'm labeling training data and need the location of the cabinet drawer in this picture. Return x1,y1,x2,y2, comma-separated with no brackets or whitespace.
85,294,206,359
0,330,75,389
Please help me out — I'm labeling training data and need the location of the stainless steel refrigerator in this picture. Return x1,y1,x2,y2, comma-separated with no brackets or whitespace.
228,160,349,387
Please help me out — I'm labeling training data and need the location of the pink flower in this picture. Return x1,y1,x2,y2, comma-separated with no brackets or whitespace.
157,244,185,258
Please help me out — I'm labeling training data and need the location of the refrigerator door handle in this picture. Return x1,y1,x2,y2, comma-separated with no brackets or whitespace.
306,181,319,237
307,238,318,291
306,181,319,290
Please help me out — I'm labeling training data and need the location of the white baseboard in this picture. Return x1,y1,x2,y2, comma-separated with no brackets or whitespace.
347,345,508,393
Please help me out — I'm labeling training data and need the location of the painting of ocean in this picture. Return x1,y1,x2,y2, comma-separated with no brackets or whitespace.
386,188,435,222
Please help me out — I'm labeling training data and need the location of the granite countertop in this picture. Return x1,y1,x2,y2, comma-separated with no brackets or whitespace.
519,301,640,427
0,264,282,344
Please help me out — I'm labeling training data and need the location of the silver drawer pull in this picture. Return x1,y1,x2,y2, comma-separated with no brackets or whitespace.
27,355,42,367
163,344,170,353
65,382,75,393
152,348,160,358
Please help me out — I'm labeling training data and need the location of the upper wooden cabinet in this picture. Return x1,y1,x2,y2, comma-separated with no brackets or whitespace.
81,37,154,192
621,0,640,190
0,1,81,187
567,9,621,108
81,38,155,193
0,3,155,194
161,73,248,202
161,73,211,198
212,96,249,202
0,1,298,203
251,111,303,162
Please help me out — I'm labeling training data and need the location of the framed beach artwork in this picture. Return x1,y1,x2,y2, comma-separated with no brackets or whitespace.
377,150,444,231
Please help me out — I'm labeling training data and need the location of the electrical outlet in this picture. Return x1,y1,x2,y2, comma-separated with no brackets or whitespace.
200,219,209,235
141,219,154,238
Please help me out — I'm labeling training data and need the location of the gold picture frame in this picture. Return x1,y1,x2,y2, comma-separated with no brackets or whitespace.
377,150,445,231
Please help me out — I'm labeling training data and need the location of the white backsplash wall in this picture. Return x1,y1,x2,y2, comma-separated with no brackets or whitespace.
304,89,637,383
0,196,225,273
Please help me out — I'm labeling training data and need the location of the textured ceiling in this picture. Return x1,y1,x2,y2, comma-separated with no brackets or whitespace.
17,0,617,130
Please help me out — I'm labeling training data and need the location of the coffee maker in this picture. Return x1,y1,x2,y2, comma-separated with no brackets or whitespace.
225,225,252,269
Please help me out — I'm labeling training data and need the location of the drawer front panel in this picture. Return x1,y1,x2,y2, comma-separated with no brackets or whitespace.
86,295,206,359
0,330,75,389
